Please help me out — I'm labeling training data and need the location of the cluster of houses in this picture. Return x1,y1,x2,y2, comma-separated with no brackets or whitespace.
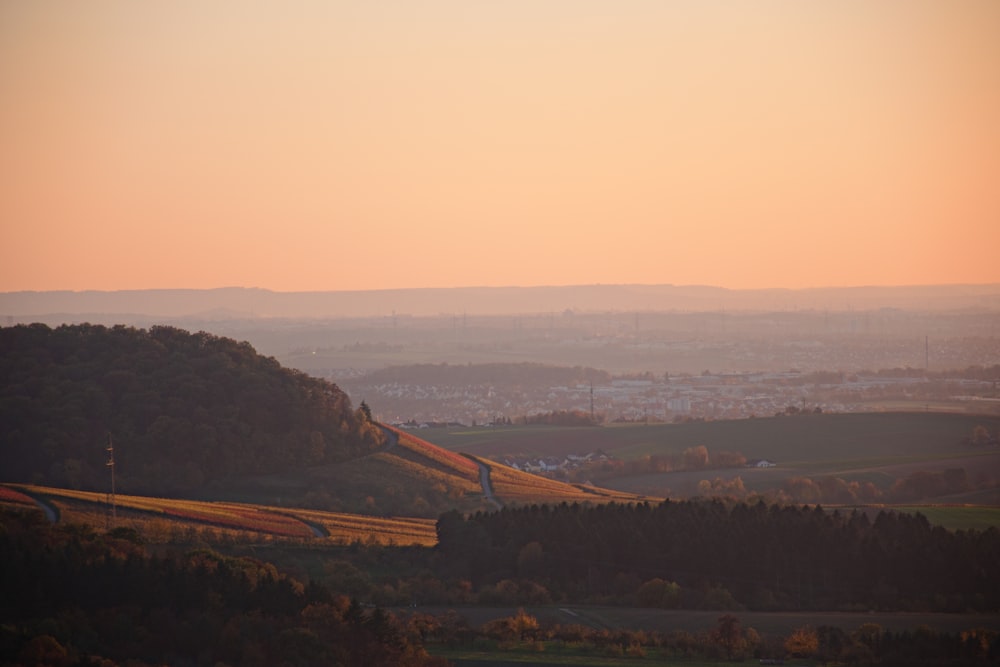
499,451,613,474
353,368,1000,428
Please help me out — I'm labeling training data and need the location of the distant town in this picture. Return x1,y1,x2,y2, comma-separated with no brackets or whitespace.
340,365,1000,426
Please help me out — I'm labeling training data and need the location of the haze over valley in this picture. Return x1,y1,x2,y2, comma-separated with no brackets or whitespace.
6,284,998,426
3,0,1000,664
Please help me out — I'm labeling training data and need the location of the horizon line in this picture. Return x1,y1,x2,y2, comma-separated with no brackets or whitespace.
5,281,1000,296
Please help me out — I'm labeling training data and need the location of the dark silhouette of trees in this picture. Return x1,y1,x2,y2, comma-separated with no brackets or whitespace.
0,508,441,666
0,324,383,496
434,499,1000,612
713,613,744,659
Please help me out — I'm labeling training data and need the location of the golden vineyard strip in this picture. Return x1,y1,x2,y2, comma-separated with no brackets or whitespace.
294,508,438,546
11,484,439,545
375,452,482,493
391,427,481,477
478,458,647,504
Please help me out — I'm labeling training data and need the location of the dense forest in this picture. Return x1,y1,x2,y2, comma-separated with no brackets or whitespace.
0,509,445,666
435,500,1000,613
4,507,997,667
0,324,383,495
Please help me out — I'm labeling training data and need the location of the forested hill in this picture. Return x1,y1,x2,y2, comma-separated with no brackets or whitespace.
0,324,383,495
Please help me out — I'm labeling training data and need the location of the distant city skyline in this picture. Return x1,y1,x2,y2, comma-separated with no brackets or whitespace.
2,1,999,292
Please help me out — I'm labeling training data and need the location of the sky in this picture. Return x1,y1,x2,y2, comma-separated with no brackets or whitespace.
1,1,999,293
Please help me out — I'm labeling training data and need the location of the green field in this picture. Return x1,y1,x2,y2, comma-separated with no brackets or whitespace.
421,412,1000,517
425,413,1000,463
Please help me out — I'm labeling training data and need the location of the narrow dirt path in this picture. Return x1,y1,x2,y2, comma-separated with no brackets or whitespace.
36,498,59,523
275,511,329,537
379,424,399,452
470,457,503,510
14,488,60,523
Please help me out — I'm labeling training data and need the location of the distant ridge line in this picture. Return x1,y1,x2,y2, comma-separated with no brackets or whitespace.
2,283,998,321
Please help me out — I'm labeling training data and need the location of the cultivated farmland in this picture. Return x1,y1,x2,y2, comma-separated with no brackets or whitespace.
421,412,1000,520
6,484,438,546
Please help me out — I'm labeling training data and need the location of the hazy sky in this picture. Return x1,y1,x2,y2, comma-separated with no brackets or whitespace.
2,1,998,292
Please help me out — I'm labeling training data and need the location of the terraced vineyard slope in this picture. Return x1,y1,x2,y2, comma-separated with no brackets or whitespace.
5,484,438,546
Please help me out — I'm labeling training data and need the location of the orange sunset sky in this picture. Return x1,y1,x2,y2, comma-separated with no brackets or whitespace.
1,1,998,293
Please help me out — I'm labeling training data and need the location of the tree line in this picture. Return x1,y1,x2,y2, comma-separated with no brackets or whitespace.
435,499,1000,613
0,324,383,496
4,507,996,666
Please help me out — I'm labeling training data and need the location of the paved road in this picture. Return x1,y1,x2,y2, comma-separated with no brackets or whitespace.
379,425,399,451
473,458,503,510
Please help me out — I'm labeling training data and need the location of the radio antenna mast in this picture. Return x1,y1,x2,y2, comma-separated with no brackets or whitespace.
106,433,117,529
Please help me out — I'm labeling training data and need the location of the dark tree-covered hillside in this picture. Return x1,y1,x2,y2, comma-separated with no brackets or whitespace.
0,324,383,495
0,509,444,666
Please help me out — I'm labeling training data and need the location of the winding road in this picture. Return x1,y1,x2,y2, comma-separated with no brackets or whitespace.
473,458,503,510
379,425,399,452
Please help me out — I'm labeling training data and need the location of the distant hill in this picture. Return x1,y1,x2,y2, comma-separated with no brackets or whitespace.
0,324,383,496
0,323,636,516
3,283,999,321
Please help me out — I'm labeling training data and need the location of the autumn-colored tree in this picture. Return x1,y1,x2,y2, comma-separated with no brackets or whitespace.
511,608,540,641
682,445,710,469
697,476,747,498
785,625,819,658
960,627,998,661
480,608,538,643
